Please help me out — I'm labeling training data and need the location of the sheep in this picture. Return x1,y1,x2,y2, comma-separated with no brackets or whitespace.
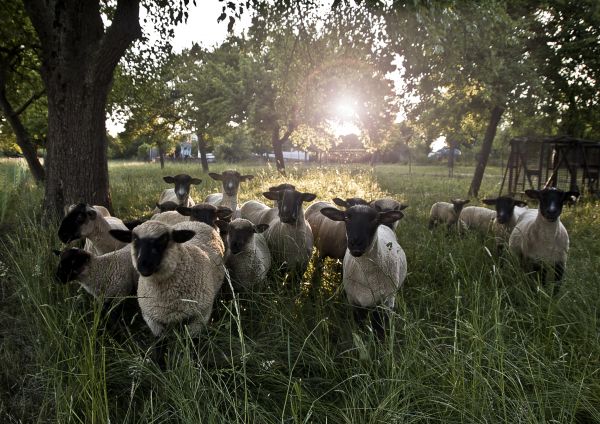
177,203,233,248
205,170,254,211
370,198,409,231
247,188,316,278
154,201,179,213
109,220,224,339
428,198,470,229
458,206,497,234
320,205,406,338
481,196,528,252
267,183,296,208
54,245,138,301
508,188,578,290
218,218,271,289
305,197,368,261
58,203,129,255
155,174,202,212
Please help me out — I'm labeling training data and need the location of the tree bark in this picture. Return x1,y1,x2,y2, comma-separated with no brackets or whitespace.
468,105,505,197
197,131,209,173
0,87,45,183
159,146,165,169
272,126,286,176
23,0,142,218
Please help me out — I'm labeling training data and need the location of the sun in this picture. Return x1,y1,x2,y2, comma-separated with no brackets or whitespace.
329,98,360,137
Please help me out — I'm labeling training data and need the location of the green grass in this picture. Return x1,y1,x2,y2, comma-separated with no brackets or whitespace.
1,159,599,423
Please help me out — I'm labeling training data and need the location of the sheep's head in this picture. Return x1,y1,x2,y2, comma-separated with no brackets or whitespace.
209,170,253,196
332,197,369,209
370,198,409,230
54,248,91,283
263,189,316,224
156,201,179,212
321,205,404,257
268,183,296,208
525,188,579,222
451,198,470,214
177,203,233,228
110,221,195,277
482,196,527,224
163,174,202,204
58,203,98,243
225,219,269,255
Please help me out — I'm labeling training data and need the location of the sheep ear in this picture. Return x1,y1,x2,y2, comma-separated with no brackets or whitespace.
163,176,175,184
208,172,222,181
515,200,528,207
124,220,144,231
397,204,409,211
190,178,202,185
378,210,404,225
525,189,540,199
109,229,132,243
564,191,580,202
177,206,192,216
215,220,229,232
332,198,348,208
482,198,497,205
52,249,62,257
240,175,254,182
254,224,269,233
171,229,195,244
263,191,279,201
320,207,345,222
302,192,317,202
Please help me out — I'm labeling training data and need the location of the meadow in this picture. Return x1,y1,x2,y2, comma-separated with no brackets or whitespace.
0,158,599,423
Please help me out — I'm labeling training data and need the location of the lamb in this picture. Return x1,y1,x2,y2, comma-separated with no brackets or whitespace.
508,188,578,289
245,188,316,278
370,198,409,231
428,198,470,229
58,203,129,255
458,206,497,234
155,174,202,212
54,245,138,301
305,197,368,260
218,218,271,289
109,220,224,339
320,205,407,338
482,196,528,252
205,170,254,211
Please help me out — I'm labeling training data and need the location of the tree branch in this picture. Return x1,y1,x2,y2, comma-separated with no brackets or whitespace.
21,0,52,50
13,89,45,116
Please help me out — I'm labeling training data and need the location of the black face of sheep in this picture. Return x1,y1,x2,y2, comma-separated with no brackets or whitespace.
54,248,91,283
332,197,369,209
209,170,254,196
226,221,269,254
482,196,527,224
109,228,196,277
321,205,404,257
451,198,470,214
163,174,202,204
58,203,97,243
156,201,179,212
263,189,317,224
525,188,580,222
177,204,233,227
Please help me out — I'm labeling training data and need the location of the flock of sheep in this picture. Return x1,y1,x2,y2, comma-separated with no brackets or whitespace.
53,169,578,360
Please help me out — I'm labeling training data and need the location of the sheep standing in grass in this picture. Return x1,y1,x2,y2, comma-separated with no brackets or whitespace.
54,245,138,300
218,218,271,289
109,220,224,339
306,197,368,260
58,203,129,254
155,174,202,212
508,188,578,289
205,170,254,212
370,198,409,231
482,196,528,252
429,199,470,229
320,205,406,338
243,188,316,278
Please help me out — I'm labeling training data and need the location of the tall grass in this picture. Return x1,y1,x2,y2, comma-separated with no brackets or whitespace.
1,160,599,423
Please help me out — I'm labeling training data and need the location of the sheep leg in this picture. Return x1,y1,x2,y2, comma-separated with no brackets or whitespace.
553,262,565,295
371,308,388,341
353,306,369,328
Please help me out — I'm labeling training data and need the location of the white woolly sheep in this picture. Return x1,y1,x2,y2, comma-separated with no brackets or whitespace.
320,205,406,338
218,218,271,289
370,198,409,232
58,203,129,255
508,188,578,289
54,245,138,301
458,206,497,234
305,197,368,260
155,174,202,212
205,170,254,212
428,199,470,229
109,220,224,338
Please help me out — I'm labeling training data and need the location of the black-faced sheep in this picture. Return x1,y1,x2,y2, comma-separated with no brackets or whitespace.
155,174,202,212
205,170,254,212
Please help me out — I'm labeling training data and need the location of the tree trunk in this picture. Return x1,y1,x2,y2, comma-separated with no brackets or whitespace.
448,142,455,178
468,105,505,197
272,126,286,176
24,0,142,218
159,146,165,169
197,131,209,173
0,88,45,183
